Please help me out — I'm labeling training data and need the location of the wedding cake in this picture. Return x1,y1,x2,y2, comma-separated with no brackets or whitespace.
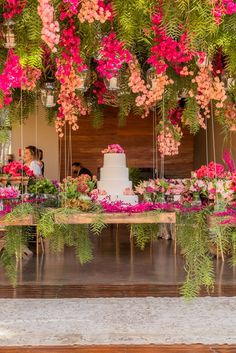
97,145,138,205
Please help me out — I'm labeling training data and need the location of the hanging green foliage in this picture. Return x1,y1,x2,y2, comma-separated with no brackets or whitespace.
0,0,235,153
176,210,215,298
131,223,160,250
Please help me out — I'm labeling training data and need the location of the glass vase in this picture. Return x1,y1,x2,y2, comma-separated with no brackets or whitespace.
192,192,201,206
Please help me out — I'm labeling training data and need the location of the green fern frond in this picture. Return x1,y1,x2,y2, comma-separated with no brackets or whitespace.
74,225,93,264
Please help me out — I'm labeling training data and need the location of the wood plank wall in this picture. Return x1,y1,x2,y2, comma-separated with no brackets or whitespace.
60,107,193,180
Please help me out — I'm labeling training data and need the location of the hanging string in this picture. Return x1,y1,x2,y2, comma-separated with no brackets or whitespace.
20,80,24,204
67,125,72,177
69,125,73,177
58,135,62,181
205,116,209,173
35,90,38,201
64,122,67,179
154,106,158,178
152,109,155,179
160,92,166,203
211,100,218,205
35,92,38,160
64,122,67,209
211,101,217,168
160,93,165,180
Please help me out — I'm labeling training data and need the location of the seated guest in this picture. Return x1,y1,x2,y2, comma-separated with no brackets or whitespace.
37,149,45,177
72,162,92,179
24,145,42,177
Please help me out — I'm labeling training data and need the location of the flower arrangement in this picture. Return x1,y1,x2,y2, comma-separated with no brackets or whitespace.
193,161,226,179
59,174,97,209
96,32,132,79
230,173,236,193
28,179,59,195
55,19,89,136
0,0,236,154
77,174,97,194
38,0,60,53
188,64,227,120
135,179,169,202
128,59,174,118
0,186,20,199
22,66,42,91
157,123,183,156
3,161,34,178
212,0,236,24
102,144,124,154
3,0,27,19
78,0,112,24
147,11,197,75
165,179,187,196
0,50,24,108
207,178,234,203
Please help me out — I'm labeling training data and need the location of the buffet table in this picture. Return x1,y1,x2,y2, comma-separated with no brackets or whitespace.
54,211,176,224
0,211,177,255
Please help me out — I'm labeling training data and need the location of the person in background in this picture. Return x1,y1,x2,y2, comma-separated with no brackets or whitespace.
5,154,14,164
72,162,92,179
24,145,42,177
37,149,44,177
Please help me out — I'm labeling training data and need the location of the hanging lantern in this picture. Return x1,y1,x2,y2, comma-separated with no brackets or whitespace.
104,73,121,91
40,83,57,108
227,77,235,89
76,69,91,92
146,67,158,90
3,20,16,48
197,54,209,68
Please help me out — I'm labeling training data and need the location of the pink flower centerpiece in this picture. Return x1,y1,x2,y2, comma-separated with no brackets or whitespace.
59,174,97,210
3,161,34,178
135,179,169,202
123,187,135,196
193,161,226,179
101,144,124,154
0,186,20,199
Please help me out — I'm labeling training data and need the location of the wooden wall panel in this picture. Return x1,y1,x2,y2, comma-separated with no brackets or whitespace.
60,107,193,179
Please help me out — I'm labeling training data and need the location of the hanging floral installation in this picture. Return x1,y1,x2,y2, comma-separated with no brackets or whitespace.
0,0,236,154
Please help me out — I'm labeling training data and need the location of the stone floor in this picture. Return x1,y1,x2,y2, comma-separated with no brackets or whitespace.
0,297,236,346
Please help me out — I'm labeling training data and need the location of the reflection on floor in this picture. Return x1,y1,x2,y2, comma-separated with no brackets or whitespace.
0,225,235,298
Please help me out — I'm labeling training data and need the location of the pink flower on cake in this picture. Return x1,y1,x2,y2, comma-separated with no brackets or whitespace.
123,187,134,196
102,144,124,154
90,188,107,201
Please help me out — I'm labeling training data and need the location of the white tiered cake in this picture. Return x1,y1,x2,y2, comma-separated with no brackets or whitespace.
97,152,138,205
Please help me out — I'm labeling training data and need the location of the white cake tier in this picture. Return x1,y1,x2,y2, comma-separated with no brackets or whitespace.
98,194,139,205
97,180,132,195
100,166,129,180
103,153,126,167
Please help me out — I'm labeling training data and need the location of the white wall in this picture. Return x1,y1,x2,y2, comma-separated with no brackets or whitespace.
11,104,59,180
